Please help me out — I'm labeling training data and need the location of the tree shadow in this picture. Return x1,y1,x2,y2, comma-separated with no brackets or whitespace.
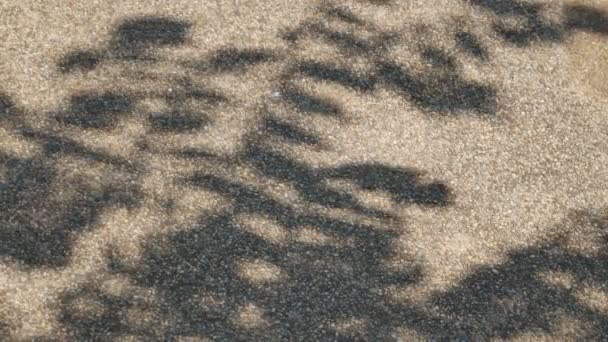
423,211,608,340
281,5,498,116
54,208,608,339
4,1,607,339
4,14,228,272
59,159,449,340
0,151,141,268
53,78,455,337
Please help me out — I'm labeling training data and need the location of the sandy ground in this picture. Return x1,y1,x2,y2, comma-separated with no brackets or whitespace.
1,0,608,340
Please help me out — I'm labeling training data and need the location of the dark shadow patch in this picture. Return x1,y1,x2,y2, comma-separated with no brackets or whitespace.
325,163,451,206
241,141,405,219
493,20,563,46
322,4,365,25
58,50,101,73
421,47,458,69
204,48,275,73
56,93,132,129
565,5,608,35
357,0,393,5
0,321,8,341
296,61,376,91
173,148,218,159
455,31,489,60
378,61,497,115
148,112,208,133
262,117,321,146
468,0,563,46
110,16,191,59
278,85,342,117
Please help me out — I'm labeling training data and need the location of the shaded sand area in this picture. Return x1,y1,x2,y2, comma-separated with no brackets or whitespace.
1,0,608,340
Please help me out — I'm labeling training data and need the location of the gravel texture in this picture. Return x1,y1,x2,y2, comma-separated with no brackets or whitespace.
1,0,608,340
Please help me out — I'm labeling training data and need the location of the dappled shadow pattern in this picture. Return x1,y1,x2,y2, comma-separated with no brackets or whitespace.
59,126,450,339
1,18,220,269
0,152,141,268
20,129,138,171
106,213,417,340
3,15,228,273
3,0,607,339
281,5,498,115
424,211,608,340
54,46,453,336
0,93,144,268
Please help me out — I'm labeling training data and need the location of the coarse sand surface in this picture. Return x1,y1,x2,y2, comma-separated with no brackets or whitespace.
1,0,608,340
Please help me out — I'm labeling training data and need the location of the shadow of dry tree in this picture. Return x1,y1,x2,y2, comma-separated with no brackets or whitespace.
1,0,607,340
